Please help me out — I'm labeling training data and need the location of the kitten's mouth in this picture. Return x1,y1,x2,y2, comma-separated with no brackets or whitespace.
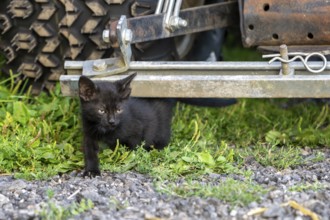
98,124,117,133
107,124,117,130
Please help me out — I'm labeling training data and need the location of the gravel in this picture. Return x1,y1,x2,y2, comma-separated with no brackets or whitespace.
0,148,329,220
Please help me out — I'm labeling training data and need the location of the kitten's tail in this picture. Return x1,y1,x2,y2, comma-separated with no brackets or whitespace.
176,98,237,108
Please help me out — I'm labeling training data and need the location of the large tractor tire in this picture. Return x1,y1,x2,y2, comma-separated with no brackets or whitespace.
0,0,137,94
0,0,211,95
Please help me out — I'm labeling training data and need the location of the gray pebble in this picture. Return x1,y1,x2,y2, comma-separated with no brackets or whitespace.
262,205,285,218
0,149,328,220
0,194,10,206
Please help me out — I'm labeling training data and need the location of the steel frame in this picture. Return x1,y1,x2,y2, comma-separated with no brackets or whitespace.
60,1,330,98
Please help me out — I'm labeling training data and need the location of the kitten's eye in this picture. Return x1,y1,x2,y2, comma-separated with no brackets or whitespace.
98,109,105,114
116,108,123,114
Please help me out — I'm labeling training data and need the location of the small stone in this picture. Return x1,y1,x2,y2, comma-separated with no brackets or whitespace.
262,205,285,218
304,200,325,214
263,177,270,184
144,212,157,219
270,175,279,182
208,173,221,179
230,209,237,216
18,209,35,218
248,201,259,209
161,208,173,218
77,190,107,205
269,190,283,199
0,194,10,206
0,212,7,219
280,175,291,184
70,170,78,177
3,179,27,191
291,173,301,182
2,203,14,212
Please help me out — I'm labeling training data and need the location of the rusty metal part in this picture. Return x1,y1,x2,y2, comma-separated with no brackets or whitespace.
108,1,238,45
258,45,330,54
131,1,155,17
108,20,119,47
240,0,330,47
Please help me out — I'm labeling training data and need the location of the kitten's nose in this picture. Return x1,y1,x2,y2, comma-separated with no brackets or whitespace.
109,119,115,126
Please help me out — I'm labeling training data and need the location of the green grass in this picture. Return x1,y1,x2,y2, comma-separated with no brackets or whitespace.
0,35,329,208
289,181,328,192
0,73,329,206
156,178,267,206
222,29,263,61
0,79,83,179
39,198,94,220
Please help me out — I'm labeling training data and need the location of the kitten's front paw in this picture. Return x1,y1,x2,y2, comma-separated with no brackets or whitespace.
83,169,101,178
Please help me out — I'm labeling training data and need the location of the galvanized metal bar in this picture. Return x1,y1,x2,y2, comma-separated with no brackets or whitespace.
173,0,182,16
60,60,330,98
164,0,175,27
65,61,330,74
129,61,328,71
60,74,330,98
163,0,170,12
127,1,238,43
155,0,165,14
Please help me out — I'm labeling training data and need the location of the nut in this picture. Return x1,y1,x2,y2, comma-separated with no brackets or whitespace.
102,30,110,43
93,59,107,71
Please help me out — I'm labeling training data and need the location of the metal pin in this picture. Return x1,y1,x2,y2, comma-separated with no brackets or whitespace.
279,44,293,75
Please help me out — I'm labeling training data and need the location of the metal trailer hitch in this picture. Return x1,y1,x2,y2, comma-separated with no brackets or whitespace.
60,1,330,98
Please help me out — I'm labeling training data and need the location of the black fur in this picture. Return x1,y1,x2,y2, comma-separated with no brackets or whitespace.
78,73,174,177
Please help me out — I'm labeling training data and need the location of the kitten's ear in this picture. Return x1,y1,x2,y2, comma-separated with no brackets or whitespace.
78,76,97,101
115,73,137,99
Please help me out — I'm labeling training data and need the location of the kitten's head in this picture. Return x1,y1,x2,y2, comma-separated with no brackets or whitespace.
78,73,136,131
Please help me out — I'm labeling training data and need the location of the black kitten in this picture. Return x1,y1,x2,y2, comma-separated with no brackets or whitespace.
78,73,174,177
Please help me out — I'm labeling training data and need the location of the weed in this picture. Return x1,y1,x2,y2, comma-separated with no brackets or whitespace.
289,181,327,192
156,178,267,206
238,144,303,169
109,197,130,210
39,198,94,220
307,151,325,163
0,78,83,179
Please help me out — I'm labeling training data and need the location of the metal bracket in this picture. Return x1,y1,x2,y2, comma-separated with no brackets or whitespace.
66,16,132,77
60,11,330,98
103,2,238,45
117,15,132,68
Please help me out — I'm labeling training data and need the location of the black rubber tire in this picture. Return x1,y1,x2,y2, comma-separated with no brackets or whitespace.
0,0,134,94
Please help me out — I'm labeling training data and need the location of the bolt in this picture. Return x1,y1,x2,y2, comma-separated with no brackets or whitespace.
93,59,107,71
102,30,110,43
168,16,187,31
122,29,132,44
177,18,187,27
